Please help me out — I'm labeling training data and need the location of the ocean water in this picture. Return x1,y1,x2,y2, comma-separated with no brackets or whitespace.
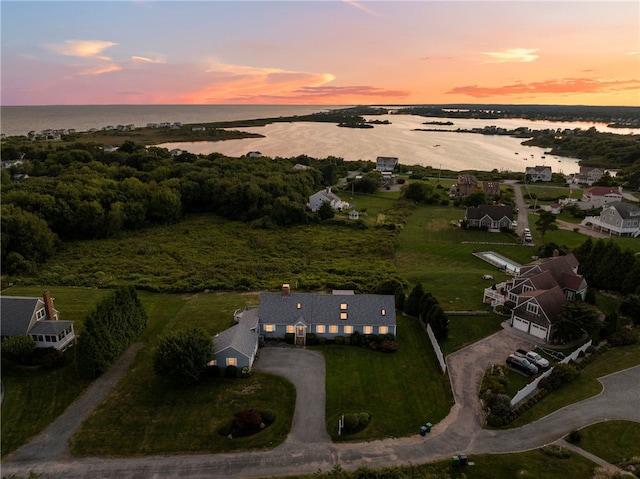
2,105,637,174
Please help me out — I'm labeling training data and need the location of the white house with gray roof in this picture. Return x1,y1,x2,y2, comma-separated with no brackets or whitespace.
307,187,350,212
0,291,75,351
217,285,397,367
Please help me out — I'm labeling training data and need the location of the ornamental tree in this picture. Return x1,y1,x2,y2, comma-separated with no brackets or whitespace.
153,327,213,385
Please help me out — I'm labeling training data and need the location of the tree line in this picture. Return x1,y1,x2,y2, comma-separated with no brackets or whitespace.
0,139,373,275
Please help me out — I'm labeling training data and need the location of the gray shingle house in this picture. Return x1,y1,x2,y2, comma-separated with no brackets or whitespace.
581,201,640,237
464,204,514,231
0,291,75,351
216,286,397,368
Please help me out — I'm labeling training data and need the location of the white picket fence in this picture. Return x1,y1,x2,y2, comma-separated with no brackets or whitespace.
510,340,592,406
427,324,447,375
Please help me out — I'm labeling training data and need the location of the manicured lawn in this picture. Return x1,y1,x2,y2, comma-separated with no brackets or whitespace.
577,420,640,464
507,342,640,428
440,313,506,356
321,314,454,441
394,205,521,310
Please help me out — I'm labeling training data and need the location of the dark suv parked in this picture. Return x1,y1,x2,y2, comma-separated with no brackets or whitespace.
506,354,538,375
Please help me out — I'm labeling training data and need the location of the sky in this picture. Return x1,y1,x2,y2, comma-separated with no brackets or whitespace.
1,1,639,106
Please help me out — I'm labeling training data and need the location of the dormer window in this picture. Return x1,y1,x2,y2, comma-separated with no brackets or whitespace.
340,303,348,310
297,303,302,309
381,309,386,316
340,312,348,320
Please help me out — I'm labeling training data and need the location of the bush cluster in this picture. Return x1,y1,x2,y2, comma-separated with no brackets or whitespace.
341,412,372,434
608,327,639,346
218,409,276,438
75,286,147,379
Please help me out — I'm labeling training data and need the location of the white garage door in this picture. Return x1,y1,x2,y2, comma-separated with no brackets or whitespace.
513,316,530,333
530,323,548,339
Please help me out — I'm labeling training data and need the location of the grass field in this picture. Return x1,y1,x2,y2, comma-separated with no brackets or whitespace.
577,420,640,464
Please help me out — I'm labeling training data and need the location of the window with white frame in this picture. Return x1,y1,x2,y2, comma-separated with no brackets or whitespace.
316,325,325,333
36,309,46,320
329,325,338,333
297,302,302,309
526,302,539,314
287,325,294,333
381,309,386,316
379,326,388,334
340,303,348,310
344,325,353,334
522,285,533,292
227,357,236,366
340,312,348,320
364,326,373,334
264,324,275,332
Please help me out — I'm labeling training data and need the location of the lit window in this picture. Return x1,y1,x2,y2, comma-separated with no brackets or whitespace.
287,325,294,333
297,302,302,309
381,309,386,316
208,360,216,366
227,358,236,366
340,303,348,310
264,324,275,332
344,325,353,334
316,325,325,333
340,312,348,320
379,326,388,334
364,326,373,334
329,325,338,333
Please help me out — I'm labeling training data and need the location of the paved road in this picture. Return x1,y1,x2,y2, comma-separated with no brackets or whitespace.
3,333,639,479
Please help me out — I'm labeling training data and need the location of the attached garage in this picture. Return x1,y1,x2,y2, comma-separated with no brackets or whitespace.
530,323,548,340
512,316,530,333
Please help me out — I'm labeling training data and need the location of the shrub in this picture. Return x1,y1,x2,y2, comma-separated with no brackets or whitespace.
486,414,504,427
547,363,578,390
241,366,252,378
485,393,513,419
318,337,326,345
350,331,364,347
306,332,318,345
32,347,66,369
358,412,371,428
284,333,295,345
343,413,360,433
608,327,639,346
204,365,221,378
568,429,582,444
334,336,345,345
234,409,262,431
261,410,276,425
225,365,238,378
1,336,36,364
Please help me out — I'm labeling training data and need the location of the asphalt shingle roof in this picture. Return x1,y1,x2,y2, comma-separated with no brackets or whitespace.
1,296,39,336
258,292,396,327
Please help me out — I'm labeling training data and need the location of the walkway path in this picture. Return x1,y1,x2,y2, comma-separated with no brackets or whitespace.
3,336,639,479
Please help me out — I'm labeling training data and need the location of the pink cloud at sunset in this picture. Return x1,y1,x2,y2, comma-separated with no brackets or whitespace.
1,1,638,106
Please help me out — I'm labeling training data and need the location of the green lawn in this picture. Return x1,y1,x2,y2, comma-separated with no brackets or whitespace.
577,420,640,464
440,313,506,356
321,314,454,441
507,342,640,428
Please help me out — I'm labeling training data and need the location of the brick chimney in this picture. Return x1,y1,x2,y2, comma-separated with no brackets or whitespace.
281,284,290,296
43,290,57,320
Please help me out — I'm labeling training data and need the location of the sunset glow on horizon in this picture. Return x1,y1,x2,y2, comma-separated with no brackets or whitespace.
1,1,639,107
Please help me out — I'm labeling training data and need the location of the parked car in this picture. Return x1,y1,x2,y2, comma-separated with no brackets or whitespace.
506,354,538,375
515,349,550,369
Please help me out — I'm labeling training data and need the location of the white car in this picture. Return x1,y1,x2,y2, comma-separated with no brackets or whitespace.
526,351,550,369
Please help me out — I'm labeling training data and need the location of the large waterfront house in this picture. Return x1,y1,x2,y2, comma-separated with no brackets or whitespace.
212,286,396,369
580,186,623,209
525,165,552,182
0,291,75,351
581,201,640,237
375,156,399,172
483,254,588,341
576,167,606,186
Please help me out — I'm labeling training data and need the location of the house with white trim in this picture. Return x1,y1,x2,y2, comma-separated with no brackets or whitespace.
580,186,623,209
581,201,640,237
464,204,514,231
483,253,588,341
576,167,605,186
307,187,350,212
375,156,398,172
0,291,75,351
214,285,396,368
525,165,552,182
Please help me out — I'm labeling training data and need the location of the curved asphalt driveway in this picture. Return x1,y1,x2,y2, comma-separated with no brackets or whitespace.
3,337,639,478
